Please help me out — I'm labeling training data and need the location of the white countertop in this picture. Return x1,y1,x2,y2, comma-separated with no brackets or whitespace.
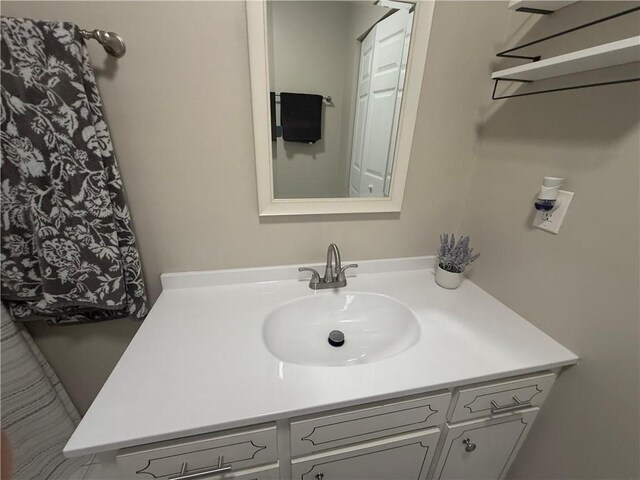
64,256,578,457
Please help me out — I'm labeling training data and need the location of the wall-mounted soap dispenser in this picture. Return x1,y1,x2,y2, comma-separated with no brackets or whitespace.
533,177,574,234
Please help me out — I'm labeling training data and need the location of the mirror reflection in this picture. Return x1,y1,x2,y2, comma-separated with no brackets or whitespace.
267,1,415,199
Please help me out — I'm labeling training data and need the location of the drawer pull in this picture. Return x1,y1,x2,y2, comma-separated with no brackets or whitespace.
490,395,531,414
462,438,476,452
169,456,231,480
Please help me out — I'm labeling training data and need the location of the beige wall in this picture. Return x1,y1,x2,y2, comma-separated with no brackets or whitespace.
3,2,638,479
1,1,499,414
461,2,640,479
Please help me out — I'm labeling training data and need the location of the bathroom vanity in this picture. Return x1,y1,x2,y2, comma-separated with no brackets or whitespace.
64,257,578,480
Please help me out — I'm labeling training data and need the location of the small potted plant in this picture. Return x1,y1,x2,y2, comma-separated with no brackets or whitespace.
436,234,480,289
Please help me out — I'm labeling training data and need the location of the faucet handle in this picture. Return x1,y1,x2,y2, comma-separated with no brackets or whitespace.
338,264,358,281
298,267,321,285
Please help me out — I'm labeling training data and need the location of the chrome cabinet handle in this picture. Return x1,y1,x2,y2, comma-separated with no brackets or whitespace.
337,264,358,281
316,474,324,480
463,438,477,452
490,395,532,414
298,267,321,284
168,456,231,480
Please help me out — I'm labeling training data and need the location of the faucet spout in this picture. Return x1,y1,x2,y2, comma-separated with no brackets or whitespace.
324,243,342,283
298,243,356,290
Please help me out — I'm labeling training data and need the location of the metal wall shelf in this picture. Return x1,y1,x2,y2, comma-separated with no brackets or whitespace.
491,5,640,100
492,36,640,82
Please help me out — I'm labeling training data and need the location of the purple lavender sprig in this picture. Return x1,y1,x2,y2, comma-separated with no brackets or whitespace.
438,233,480,273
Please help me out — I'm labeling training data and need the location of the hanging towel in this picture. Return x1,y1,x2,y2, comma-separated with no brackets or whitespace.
280,92,323,143
0,16,148,325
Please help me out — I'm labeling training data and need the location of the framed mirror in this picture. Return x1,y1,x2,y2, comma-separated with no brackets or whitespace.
248,0,434,216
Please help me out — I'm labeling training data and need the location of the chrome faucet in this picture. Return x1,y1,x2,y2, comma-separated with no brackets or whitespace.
299,243,358,290
324,243,341,283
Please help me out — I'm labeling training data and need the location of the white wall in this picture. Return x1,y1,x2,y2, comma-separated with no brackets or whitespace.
1,0,497,415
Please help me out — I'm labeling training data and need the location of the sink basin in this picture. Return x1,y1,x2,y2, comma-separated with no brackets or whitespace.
262,292,420,366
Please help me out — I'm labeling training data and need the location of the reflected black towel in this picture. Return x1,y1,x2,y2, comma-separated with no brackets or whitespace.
270,91,277,141
280,92,323,143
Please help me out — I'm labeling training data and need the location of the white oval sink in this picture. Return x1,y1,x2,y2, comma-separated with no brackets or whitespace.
263,292,420,366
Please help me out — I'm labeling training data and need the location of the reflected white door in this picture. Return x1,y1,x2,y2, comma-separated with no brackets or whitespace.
349,9,409,197
385,10,413,196
349,27,375,196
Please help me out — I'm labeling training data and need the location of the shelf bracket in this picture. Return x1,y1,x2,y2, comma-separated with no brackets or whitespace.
492,76,640,100
496,53,541,62
496,6,640,65
514,7,554,15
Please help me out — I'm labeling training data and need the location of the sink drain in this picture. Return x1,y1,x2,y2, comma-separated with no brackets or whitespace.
328,330,345,347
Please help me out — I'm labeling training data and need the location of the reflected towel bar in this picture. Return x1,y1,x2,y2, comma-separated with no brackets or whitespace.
274,93,332,103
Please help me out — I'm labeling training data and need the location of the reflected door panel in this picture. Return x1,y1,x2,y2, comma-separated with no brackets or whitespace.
350,9,410,197
386,10,413,196
349,26,376,197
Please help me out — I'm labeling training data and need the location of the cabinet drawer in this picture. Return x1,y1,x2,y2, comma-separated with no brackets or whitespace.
116,424,277,479
449,372,555,423
291,428,440,480
291,392,450,456
87,460,279,480
221,464,280,480
433,408,539,480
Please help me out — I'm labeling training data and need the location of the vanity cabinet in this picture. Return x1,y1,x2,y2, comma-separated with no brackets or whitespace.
107,371,558,480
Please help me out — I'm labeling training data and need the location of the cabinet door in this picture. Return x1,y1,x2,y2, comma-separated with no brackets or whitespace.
433,409,539,480
291,428,439,480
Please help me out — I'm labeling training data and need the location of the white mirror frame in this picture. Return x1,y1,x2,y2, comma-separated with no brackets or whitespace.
247,0,435,216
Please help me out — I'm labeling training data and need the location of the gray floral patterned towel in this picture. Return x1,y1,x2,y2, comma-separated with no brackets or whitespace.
1,16,148,325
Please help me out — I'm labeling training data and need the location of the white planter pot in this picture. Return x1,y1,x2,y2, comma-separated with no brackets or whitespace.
435,265,463,289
